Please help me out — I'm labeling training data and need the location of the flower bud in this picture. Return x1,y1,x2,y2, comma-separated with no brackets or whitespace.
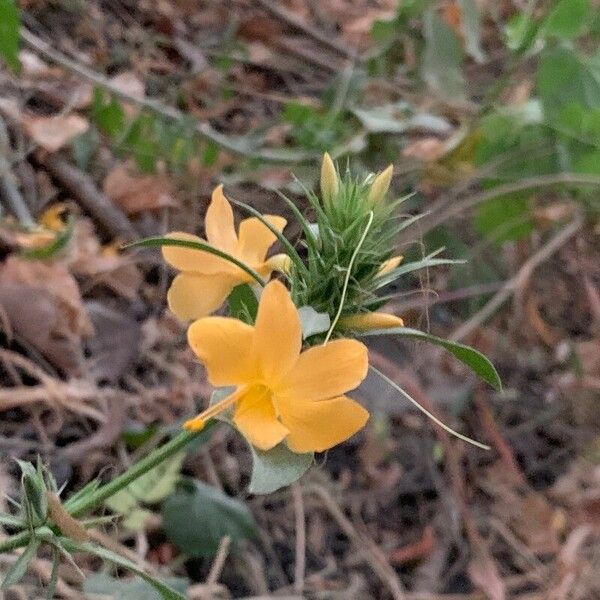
320,152,338,205
367,165,393,205
338,312,404,331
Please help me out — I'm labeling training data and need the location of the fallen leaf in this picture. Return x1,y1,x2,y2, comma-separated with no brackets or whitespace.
403,137,447,162
23,113,89,152
103,164,180,215
0,256,93,375
65,219,142,299
109,71,145,117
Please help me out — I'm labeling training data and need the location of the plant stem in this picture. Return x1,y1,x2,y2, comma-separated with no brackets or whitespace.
66,428,211,517
0,530,31,554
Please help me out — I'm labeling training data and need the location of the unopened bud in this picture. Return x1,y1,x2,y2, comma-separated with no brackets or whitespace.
320,152,338,205
367,165,393,205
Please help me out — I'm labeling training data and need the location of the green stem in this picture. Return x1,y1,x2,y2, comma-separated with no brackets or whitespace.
66,428,211,518
0,426,214,556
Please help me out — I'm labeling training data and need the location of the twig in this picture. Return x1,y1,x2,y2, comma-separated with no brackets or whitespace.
20,27,315,164
60,396,127,461
292,483,306,595
206,536,231,588
398,173,600,243
255,0,356,59
36,151,137,240
305,484,406,600
450,214,584,341
0,115,34,227
390,282,504,314
473,389,525,486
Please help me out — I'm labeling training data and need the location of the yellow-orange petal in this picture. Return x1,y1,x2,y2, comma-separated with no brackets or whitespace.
338,312,404,331
167,272,235,320
276,395,369,453
162,232,235,275
205,185,238,254
253,280,301,385
233,386,289,451
274,339,368,401
187,317,257,386
237,215,287,265
377,255,403,276
367,164,393,205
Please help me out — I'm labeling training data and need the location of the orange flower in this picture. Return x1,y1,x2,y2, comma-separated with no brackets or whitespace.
162,185,287,320
184,281,370,453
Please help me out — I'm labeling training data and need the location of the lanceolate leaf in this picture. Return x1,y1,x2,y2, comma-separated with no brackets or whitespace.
125,237,265,286
61,540,186,600
1,538,41,589
360,327,502,391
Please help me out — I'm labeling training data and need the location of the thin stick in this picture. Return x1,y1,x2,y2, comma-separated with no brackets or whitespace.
0,116,34,227
292,483,306,595
323,211,374,343
38,152,136,240
398,173,600,243
450,214,583,342
206,536,231,587
255,0,356,59
305,484,406,600
20,28,314,164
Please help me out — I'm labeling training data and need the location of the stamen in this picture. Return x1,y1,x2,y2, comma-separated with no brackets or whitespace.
183,387,246,431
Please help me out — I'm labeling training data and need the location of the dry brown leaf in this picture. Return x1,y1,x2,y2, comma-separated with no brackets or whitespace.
467,548,506,600
65,219,142,300
103,164,180,215
403,138,447,163
23,113,89,152
0,256,92,375
109,71,145,117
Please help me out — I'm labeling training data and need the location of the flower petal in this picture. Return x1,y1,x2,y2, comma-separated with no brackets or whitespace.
253,280,302,385
162,232,235,275
205,185,238,253
275,339,368,401
275,395,369,453
237,215,287,265
187,317,257,386
167,273,235,320
234,386,289,450
338,312,404,331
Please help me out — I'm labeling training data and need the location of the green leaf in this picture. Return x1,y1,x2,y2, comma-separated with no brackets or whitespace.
0,0,19,73
84,573,189,600
422,10,465,102
1,538,40,589
298,306,331,339
62,541,186,600
359,327,502,391
538,47,600,118
543,0,589,39
162,479,256,558
72,128,99,171
21,216,75,260
106,452,184,531
458,0,486,62
504,12,540,53
228,284,258,324
474,192,534,244
0,512,23,528
249,443,313,495
125,237,265,286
